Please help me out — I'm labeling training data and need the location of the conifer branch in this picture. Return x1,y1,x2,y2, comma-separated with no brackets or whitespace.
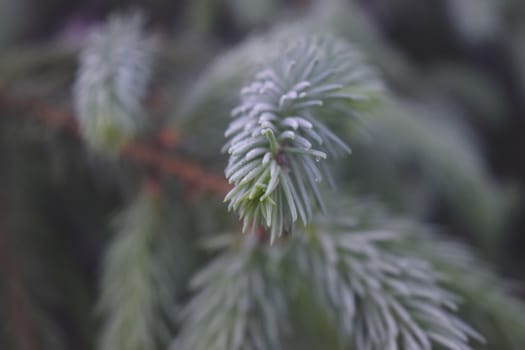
288,219,482,350
172,235,290,350
320,199,525,349
73,12,156,153
348,100,512,252
1,2,524,350
175,202,483,350
0,89,231,196
224,35,382,242
410,232,525,349
98,189,160,350
98,185,194,350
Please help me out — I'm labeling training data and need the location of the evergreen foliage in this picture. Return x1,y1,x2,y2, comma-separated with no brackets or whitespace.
1,1,525,350
98,188,188,350
224,35,382,242
173,235,290,350
74,12,156,153
174,201,491,350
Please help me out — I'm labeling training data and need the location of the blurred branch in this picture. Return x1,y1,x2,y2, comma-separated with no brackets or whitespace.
0,230,38,350
0,44,77,84
0,89,231,196
0,41,212,84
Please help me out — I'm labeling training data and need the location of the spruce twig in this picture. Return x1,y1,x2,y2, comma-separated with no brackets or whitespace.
98,183,195,350
0,89,231,196
224,35,382,242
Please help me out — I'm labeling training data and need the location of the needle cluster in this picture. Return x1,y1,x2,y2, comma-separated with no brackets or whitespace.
224,35,382,241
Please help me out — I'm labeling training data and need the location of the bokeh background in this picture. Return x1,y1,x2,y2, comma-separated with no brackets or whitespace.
1,0,525,349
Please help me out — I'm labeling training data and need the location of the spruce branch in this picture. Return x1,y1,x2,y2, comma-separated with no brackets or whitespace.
0,89,231,196
409,232,525,349
287,217,482,350
98,185,194,350
73,12,156,153
348,100,513,252
172,235,290,350
318,199,525,349
224,35,382,242
176,201,485,350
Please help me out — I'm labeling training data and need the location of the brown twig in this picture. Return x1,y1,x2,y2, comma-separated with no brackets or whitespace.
0,89,231,196
0,231,39,350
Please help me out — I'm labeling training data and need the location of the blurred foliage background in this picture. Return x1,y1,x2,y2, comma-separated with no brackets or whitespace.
1,0,525,349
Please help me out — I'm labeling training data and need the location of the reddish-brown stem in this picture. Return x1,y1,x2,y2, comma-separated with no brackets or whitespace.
0,89,231,197
0,231,39,350
122,143,231,196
